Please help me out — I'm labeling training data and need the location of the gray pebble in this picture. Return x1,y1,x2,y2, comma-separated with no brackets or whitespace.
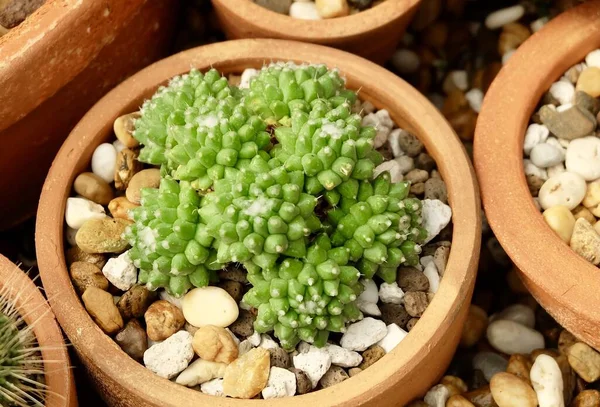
254,0,292,14
397,267,429,292
405,169,429,183
269,347,291,368
398,130,424,157
404,291,429,317
415,152,436,172
424,178,448,203
319,366,349,388
228,309,255,337
380,303,411,328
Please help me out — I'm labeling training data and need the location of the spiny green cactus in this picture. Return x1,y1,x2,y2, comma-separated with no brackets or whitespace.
0,277,47,406
128,63,428,347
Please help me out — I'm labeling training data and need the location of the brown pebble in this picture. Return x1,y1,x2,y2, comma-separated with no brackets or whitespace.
506,354,532,384
289,368,312,395
489,372,537,407
217,280,244,303
415,152,436,173
117,285,157,319
218,266,248,284
460,305,488,348
126,169,161,204
66,246,106,268
115,148,143,191
380,303,411,328
69,261,109,295
441,375,468,393
348,367,362,377
446,395,476,407
75,218,131,254
320,365,349,388
406,318,420,331
498,23,530,55
359,345,385,369
269,347,291,368
567,342,600,383
114,112,141,148
144,300,185,341
108,197,139,220
82,286,123,335
229,309,256,338
73,172,114,205
398,130,424,157
404,291,429,317
433,245,450,276
571,390,600,407
192,325,238,364
558,330,578,354
410,182,425,195
405,169,429,184
424,177,448,203
115,319,147,361
397,267,429,292
463,385,498,407
526,174,544,197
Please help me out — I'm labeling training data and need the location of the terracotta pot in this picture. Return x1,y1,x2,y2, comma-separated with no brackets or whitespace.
211,0,421,64
0,254,76,407
36,39,480,406
474,1,600,351
0,0,178,231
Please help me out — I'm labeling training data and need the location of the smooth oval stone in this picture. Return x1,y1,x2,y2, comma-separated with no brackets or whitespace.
487,320,545,355
182,287,239,328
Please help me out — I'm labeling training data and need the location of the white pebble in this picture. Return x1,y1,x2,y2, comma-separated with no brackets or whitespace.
447,71,469,91
238,339,254,356
378,282,405,304
248,331,261,347
373,160,403,183
485,5,525,30
473,352,508,382
423,261,440,294
391,49,420,74
530,16,549,32
175,358,227,386
376,323,408,353
395,155,415,175
523,124,550,156
538,171,586,210
465,88,484,113
585,49,600,68
490,304,535,328
323,344,362,368
159,290,183,309
262,367,296,399
259,334,279,350
420,255,434,267
356,279,381,316
524,159,548,179
424,384,451,407
362,110,393,149
91,143,118,183
421,199,452,244
556,103,573,113
530,143,565,168
200,378,225,397
182,287,239,328
530,354,565,407
292,347,331,388
101,251,137,291
487,320,545,355
112,139,126,153
547,163,566,179
65,197,106,229
289,1,321,19
388,128,405,158
143,331,194,379
340,317,387,351
549,81,576,106
239,68,258,89
566,136,600,181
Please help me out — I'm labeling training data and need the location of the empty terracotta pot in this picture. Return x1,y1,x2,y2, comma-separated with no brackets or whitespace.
0,0,178,231
474,1,600,350
36,38,480,406
211,0,421,64
0,254,76,407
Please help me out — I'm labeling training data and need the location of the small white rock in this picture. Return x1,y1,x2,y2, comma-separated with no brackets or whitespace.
101,251,137,291
91,143,118,183
465,88,484,113
65,197,106,229
176,358,227,387
239,68,258,89
356,279,381,316
419,255,434,267
566,136,600,181
421,199,452,244
530,16,548,32
289,1,321,19
556,103,573,113
259,334,279,350
262,367,296,399
238,339,254,356
200,378,225,397
323,344,362,368
489,304,535,328
159,290,183,309
226,328,240,345
376,323,408,353
374,160,403,183
530,354,565,407
524,159,548,179
356,301,381,317
292,347,332,388
297,341,311,354
538,171,586,210
362,110,393,149
423,261,440,294
143,331,194,379
549,81,576,106
391,49,420,75
112,139,126,153
388,128,405,158
248,331,261,347
487,320,545,355
523,124,550,156
340,317,387,351
585,49,600,68
446,71,469,91
182,287,239,328
424,383,451,407
530,143,565,168
395,155,415,175
473,351,509,382
485,5,525,30
379,282,405,304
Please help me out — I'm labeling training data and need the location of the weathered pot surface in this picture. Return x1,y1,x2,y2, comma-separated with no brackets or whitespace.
211,0,421,64
474,0,600,351
0,254,77,407
0,0,177,230
36,38,480,406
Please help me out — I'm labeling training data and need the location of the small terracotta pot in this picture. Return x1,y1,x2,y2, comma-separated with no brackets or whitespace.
36,39,480,406
474,1,600,350
0,0,178,231
0,255,76,407
211,0,421,64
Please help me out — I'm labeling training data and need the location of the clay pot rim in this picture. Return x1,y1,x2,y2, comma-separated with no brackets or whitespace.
0,254,76,407
210,0,421,40
36,38,480,406
474,0,600,350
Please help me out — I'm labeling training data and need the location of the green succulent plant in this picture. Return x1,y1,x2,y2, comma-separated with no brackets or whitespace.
127,63,427,348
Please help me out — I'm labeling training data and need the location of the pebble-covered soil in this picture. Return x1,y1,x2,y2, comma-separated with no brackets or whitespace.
1,0,600,406
254,0,385,19
0,0,45,36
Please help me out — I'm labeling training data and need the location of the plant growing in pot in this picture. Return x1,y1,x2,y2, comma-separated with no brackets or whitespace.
36,38,480,406
0,254,76,407
210,0,421,63
474,0,600,350
0,0,179,231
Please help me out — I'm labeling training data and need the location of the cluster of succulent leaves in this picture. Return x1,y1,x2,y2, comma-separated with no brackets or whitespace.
127,63,426,349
